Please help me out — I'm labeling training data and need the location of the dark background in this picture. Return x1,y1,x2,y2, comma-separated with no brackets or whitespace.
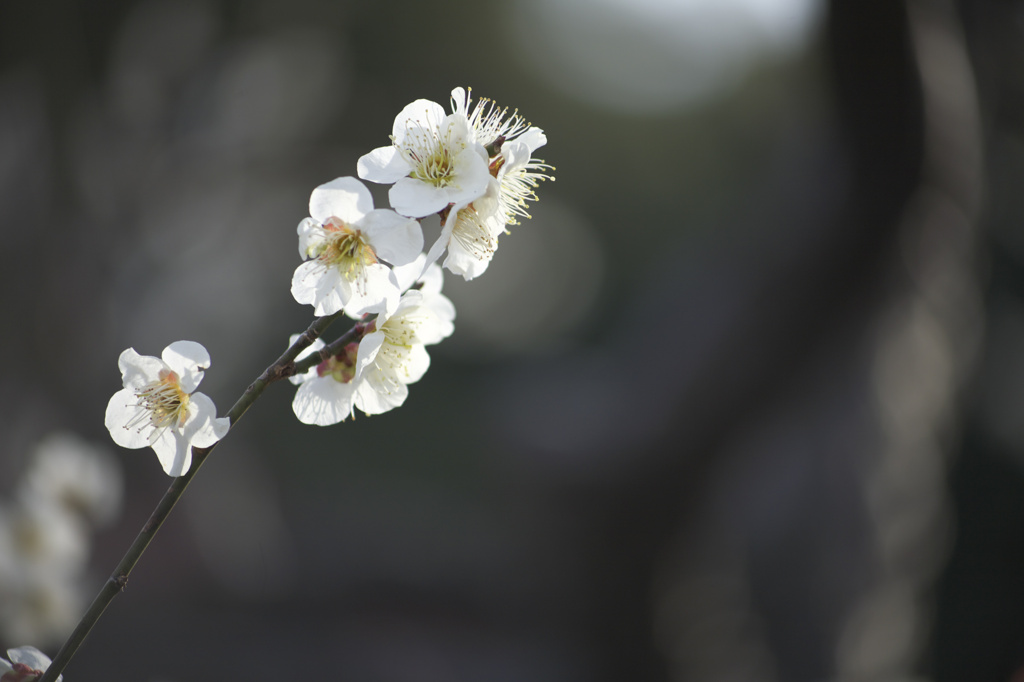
1,0,1023,680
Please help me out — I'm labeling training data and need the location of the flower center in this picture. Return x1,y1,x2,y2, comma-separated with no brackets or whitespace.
394,121,461,187
126,369,190,441
317,342,359,384
318,218,378,281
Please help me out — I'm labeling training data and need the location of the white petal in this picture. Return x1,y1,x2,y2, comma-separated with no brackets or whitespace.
297,217,326,258
341,263,400,318
117,348,164,389
105,388,152,450
418,262,445,295
443,239,493,280
416,294,456,345
391,253,430,293
401,344,431,385
354,370,408,415
450,87,469,117
355,331,385,378
150,427,191,477
389,177,452,218
391,99,447,142
357,145,410,185
292,376,356,426
360,210,423,266
183,392,229,449
309,176,373,224
163,340,210,392
517,126,547,153
289,336,326,385
291,261,345,317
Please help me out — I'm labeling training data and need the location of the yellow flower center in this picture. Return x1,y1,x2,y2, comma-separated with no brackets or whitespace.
317,218,378,281
394,122,461,187
126,369,190,440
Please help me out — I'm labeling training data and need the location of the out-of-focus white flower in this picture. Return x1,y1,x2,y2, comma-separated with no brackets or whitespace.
0,574,82,650
21,433,122,528
0,645,61,682
291,177,422,317
0,502,88,578
104,341,229,477
357,99,491,218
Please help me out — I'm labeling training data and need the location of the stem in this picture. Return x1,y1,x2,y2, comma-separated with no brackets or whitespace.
38,311,346,682
291,318,370,376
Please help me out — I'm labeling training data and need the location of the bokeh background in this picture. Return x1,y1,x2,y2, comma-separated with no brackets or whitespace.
1,0,1023,680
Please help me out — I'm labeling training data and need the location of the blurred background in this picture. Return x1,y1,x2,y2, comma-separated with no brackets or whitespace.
0,0,1021,679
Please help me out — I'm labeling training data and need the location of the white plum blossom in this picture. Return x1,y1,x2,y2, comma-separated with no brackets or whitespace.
0,573,82,649
450,86,532,149
354,288,456,415
0,433,124,647
424,180,505,280
291,177,423,317
290,270,455,425
21,433,122,528
357,98,491,218
0,502,88,578
0,646,61,682
493,126,552,226
414,88,553,279
449,86,553,225
104,341,229,477
289,335,361,426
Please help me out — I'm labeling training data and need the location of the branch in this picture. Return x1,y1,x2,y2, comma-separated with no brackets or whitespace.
37,310,346,682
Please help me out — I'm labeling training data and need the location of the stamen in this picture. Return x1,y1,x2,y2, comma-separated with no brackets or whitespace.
451,205,497,258
316,218,378,283
499,159,555,225
394,114,462,187
124,369,190,442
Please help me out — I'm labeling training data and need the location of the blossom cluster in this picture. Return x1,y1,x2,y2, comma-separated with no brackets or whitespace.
288,87,551,425
103,86,551,467
0,435,122,647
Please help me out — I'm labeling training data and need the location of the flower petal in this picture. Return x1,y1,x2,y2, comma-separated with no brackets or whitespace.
183,392,229,449
309,176,373,224
297,217,326,258
105,388,152,450
401,343,431,385
388,176,452,218
340,263,400,318
391,99,447,142
357,145,410,185
354,369,408,415
150,427,191,477
293,376,357,426
163,340,211,393
118,348,164,390
360,210,423,266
